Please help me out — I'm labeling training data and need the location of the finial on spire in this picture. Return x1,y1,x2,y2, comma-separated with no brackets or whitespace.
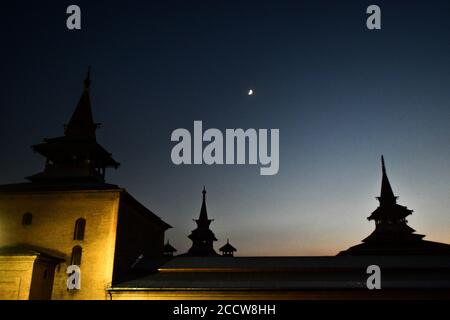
84,66,91,90
197,185,213,225
227,238,229,244
381,155,386,174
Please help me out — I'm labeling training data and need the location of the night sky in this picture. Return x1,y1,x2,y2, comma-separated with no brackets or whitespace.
1,0,449,255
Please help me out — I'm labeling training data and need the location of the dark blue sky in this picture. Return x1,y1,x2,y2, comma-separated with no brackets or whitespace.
1,1,449,255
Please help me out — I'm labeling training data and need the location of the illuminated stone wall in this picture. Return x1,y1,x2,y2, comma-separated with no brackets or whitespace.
0,190,121,300
0,256,36,299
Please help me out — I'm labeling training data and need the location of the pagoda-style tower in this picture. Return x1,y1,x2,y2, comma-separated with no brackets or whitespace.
26,67,119,183
219,239,237,257
362,155,424,243
0,69,172,299
339,156,450,255
185,187,219,256
163,240,177,257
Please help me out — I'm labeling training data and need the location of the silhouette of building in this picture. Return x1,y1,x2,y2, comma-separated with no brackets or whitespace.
109,255,450,299
0,69,171,299
163,240,177,257
184,187,219,256
27,67,119,183
2,72,450,300
109,158,450,300
219,239,237,257
339,156,450,256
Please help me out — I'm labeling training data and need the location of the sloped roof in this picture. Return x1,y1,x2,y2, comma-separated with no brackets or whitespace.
219,241,237,252
111,256,450,290
120,191,172,230
0,181,121,192
0,244,65,262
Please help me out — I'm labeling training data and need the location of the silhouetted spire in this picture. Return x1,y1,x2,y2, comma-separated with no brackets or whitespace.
185,186,218,256
27,68,119,183
338,156,442,256
197,186,213,227
378,155,397,205
64,67,98,139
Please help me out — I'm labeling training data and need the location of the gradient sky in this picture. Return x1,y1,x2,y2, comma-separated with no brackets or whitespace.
1,0,449,256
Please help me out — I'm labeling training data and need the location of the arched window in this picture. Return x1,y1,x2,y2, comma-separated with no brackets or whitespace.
22,212,32,226
73,218,86,240
71,246,82,266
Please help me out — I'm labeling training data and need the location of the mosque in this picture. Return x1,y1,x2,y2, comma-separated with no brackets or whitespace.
0,71,449,300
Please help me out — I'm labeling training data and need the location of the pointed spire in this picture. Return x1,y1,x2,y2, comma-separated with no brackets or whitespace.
378,155,397,205
198,186,211,225
64,67,98,139
186,186,218,256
